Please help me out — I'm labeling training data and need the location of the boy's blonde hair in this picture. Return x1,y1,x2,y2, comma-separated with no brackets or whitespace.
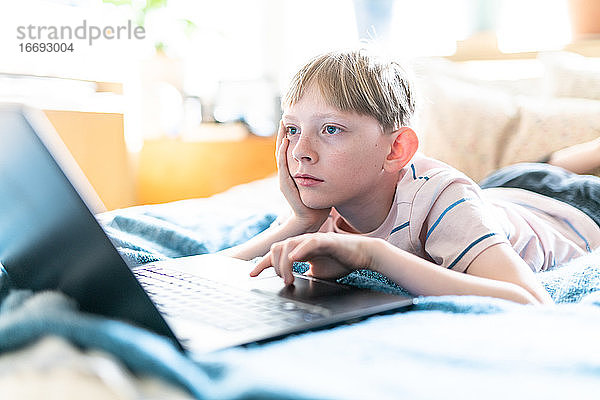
283,49,415,132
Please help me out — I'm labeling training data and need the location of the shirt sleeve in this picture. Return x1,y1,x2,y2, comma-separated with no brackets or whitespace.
410,171,510,273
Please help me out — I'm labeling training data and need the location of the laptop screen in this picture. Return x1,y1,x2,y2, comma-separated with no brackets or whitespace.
0,105,179,346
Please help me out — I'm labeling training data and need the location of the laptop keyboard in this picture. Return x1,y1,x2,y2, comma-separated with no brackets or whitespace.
133,265,329,332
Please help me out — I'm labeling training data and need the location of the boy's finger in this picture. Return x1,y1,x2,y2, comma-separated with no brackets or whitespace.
249,254,271,277
290,233,328,258
287,239,314,261
249,263,264,277
279,247,295,286
277,137,288,167
275,120,285,157
277,140,295,191
268,245,283,278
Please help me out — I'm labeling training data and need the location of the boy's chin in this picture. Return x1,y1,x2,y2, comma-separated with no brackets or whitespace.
299,195,332,210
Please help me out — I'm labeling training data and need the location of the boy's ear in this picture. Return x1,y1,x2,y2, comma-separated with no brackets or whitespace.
383,127,419,173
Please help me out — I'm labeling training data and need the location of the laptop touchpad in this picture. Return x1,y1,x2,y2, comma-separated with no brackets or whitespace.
250,274,349,302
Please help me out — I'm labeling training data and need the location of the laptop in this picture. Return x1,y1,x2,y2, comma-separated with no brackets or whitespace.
0,103,414,355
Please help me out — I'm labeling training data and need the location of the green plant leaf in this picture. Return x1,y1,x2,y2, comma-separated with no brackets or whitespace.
102,0,133,5
180,18,197,37
143,0,168,13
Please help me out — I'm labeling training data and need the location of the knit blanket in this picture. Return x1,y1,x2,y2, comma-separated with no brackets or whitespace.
2,177,600,399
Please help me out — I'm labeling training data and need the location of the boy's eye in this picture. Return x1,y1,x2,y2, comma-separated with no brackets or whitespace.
324,125,341,135
286,126,298,136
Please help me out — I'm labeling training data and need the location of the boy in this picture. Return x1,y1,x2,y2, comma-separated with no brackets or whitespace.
221,49,600,305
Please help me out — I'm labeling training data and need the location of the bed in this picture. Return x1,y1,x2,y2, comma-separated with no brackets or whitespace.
2,175,600,399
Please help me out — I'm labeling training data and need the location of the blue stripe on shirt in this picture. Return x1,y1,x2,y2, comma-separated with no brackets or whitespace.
426,197,470,241
391,221,410,235
515,202,592,253
560,218,592,252
447,233,498,270
410,164,429,181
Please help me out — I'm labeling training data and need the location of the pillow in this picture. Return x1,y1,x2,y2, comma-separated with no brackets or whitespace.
539,51,600,100
415,76,520,182
411,57,544,97
500,96,600,171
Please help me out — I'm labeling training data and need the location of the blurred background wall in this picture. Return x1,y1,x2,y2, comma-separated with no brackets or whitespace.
1,0,598,209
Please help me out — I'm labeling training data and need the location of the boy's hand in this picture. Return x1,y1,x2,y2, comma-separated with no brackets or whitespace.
276,120,331,232
250,233,374,285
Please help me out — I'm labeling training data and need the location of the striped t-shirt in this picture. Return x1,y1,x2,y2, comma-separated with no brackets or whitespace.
319,154,600,273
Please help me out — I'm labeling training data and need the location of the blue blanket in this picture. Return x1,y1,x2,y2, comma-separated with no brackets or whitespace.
2,179,600,399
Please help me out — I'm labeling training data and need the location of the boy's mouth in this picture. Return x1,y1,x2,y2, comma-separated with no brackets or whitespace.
293,174,324,187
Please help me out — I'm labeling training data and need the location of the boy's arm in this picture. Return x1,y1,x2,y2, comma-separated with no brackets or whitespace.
461,242,554,304
217,217,322,261
371,240,552,304
250,233,552,305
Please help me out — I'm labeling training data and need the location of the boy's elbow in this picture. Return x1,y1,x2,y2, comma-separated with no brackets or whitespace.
518,286,553,305
529,289,554,305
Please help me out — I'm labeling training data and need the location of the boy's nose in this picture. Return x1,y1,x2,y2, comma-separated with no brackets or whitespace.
291,135,318,163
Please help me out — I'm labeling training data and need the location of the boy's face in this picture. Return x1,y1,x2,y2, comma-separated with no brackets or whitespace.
282,84,395,210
